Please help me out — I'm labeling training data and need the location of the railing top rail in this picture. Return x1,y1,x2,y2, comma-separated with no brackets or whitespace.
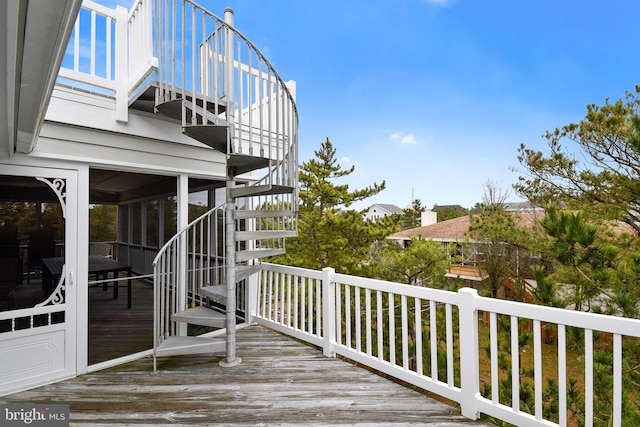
261,262,323,280
476,294,640,337
260,263,460,305
331,271,461,304
81,0,119,19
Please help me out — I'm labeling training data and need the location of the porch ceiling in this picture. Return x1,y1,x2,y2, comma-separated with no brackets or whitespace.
0,171,224,204
89,169,225,204
0,175,57,202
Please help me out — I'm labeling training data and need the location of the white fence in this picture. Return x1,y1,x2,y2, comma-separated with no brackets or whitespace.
252,263,640,427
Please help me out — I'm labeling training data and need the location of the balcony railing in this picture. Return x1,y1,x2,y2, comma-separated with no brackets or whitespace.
59,0,157,122
252,263,640,426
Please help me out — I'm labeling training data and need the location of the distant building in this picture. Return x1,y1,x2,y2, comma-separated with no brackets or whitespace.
501,201,544,214
364,203,404,221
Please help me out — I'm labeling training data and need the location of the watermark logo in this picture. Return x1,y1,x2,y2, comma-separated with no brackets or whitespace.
1,404,69,426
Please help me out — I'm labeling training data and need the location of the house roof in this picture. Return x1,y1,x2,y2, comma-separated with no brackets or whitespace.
368,204,404,215
432,204,466,212
388,212,544,242
389,215,471,242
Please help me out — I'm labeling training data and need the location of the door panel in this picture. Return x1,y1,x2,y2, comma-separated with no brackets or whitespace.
0,165,77,396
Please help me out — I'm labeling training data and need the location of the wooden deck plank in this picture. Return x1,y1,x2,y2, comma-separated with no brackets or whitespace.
1,325,493,426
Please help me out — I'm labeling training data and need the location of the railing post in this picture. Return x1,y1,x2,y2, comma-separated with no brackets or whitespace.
322,267,336,358
458,287,480,420
114,6,128,123
245,267,259,324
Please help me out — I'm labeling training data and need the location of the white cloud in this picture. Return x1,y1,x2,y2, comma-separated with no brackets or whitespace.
422,0,456,7
401,134,416,144
390,132,417,145
340,156,352,165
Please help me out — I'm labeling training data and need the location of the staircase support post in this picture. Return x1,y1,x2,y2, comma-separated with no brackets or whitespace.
219,6,241,369
220,166,242,367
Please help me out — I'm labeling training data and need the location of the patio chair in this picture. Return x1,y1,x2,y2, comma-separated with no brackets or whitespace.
88,242,113,290
89,242,113,258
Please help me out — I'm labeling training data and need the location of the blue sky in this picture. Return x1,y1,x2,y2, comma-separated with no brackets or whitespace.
102,0,640,210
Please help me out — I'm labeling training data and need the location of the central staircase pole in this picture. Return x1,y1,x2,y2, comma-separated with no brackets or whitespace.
220,166,241,367
219,7,241,368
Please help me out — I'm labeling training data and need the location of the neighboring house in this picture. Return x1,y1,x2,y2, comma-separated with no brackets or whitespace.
1,0,297,395
388,212,543,285
363,203,404,221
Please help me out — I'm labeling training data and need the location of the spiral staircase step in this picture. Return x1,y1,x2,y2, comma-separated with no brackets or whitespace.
236,230,297,241
236,248,285,263
172,306,227,328
183,124,228,152
230,184,294,199
234,209,296,220
155,336,226,357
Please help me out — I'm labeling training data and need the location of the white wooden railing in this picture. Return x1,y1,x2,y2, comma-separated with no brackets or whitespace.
58,0,157,122
252,263,640,427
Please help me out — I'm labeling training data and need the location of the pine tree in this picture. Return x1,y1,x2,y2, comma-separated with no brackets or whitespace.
273,138,385,274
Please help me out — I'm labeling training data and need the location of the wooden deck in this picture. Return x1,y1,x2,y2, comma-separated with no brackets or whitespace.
3,272,494,425
88,276,154,364
2,323,494,426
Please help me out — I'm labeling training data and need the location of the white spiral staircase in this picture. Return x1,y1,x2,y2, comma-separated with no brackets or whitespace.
133,4,298,371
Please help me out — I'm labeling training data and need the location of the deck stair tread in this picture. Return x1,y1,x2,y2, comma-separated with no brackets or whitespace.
172,306,226,327
236,230,297,241
230,184,295,199
130,83,227,116
236,248,285,263
183,124,228,152
128,84,160,113
129,83,226,115
228,154,273,175
201,284,226,300
155,336,226,357
234,209,296,219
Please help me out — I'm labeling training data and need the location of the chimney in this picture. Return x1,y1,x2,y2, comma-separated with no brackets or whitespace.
421,210,437,227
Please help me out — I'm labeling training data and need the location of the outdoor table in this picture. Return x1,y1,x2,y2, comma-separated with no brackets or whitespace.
42,255,133,308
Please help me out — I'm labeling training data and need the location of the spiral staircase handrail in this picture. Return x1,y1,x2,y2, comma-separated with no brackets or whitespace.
152,202,226,268
182,0,298,119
